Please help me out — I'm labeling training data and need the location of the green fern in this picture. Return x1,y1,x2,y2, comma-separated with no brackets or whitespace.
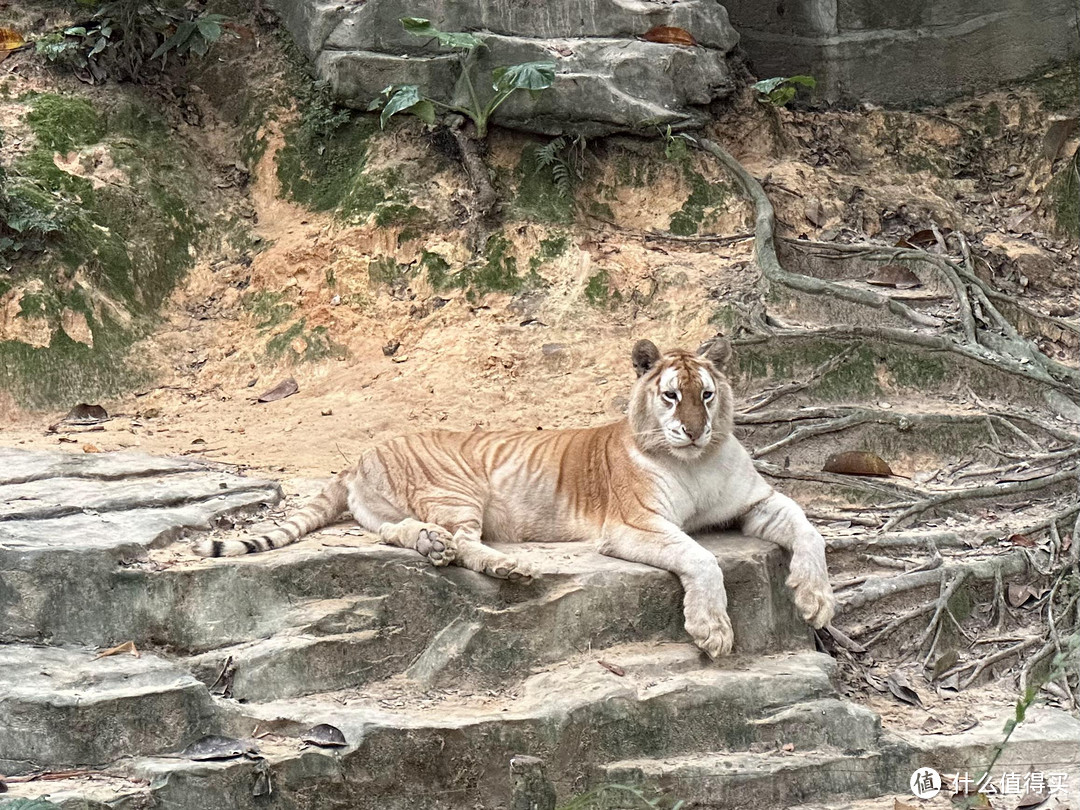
531,134,587,198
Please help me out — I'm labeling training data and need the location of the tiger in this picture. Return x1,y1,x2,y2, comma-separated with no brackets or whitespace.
195,338,835,658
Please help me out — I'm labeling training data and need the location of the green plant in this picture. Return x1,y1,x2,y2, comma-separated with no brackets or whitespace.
0,137,68,266
752,75,816,107
34,1,228,83
532,134,588,198
371,17,555,138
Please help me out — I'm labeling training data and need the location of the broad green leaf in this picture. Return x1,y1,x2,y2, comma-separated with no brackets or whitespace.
751,77,786,94
492,61,555,93
410,98,436,125
769,86,796,106
196,17,223,42
786,74,817,88
89,36,107,55
379,84,432,128
400,17,482,51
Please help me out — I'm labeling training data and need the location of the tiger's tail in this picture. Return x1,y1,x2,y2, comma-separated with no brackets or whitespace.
195,473,350,557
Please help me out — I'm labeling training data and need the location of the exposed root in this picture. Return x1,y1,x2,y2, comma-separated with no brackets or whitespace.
449,119,498,222
838,552,1027,612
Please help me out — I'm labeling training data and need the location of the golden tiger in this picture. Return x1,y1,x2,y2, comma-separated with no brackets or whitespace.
196,338,835,657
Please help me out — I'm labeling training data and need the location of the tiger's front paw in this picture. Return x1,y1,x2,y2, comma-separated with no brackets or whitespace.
787,552,835,628
685,604,734,659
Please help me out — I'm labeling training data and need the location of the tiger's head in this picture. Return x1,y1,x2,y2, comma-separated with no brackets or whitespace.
627,338,735,459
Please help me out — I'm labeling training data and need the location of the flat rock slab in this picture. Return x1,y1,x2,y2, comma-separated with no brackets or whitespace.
0,448,280,642
0,645,219,775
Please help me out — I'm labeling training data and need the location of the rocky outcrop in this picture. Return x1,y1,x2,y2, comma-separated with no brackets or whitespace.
268,0,741,135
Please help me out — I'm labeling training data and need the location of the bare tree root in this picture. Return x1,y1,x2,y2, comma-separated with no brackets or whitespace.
696,135,1080,701
449,119,498,222
838,552,1027,612
696,139,942,329
783,238,1080,391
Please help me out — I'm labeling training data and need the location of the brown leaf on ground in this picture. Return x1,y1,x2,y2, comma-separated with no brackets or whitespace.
1007,533,1036,547
598,660,625,676
823,451,894,477
887,670,922,706
0,26,24,63
95,640,139,659
1016,786,1049,808
64,403,109,424
641,25,697,46
1007,583,1045,608
931,649,959,680
82,444,102,454
257,377,299,403
867,264,922,289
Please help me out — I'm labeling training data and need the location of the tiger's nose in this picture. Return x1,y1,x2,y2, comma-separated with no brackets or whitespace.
682,425,699,441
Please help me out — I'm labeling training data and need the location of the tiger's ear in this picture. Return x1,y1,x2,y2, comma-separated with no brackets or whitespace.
631,339,661,378
697,336,732,371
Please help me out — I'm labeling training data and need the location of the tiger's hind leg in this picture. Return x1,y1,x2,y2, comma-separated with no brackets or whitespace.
379,517,534,581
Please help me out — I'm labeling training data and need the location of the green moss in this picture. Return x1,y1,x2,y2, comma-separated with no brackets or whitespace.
1047,153,1079,238
244,290,295,329
584,269,621,309
420,250,452,289
2,92,207,407
669,168,730,236
24,93,106,153
266,318,345,364
421,234,544,301
512,149,575,224
275,114,384,218
1029,61,1080,112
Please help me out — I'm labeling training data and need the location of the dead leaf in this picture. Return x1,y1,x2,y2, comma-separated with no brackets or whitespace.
1007,583,1045,608
886,670,922,706
64,403,109,424
257,377,299,403
598,660,625,676
803,198,826,227
1007,533,1036,547
391,354,409,363
1016,786,1049,808
931,649,959,680
181,735,257,761
894,800,919,810
937,672,961,699
0,26,24,63
641,25,697,46
867,264,922,289
301,723,347,748
823,451,894,477
95,641,139,659
906,229,939,248
864,667,889,692
82,443,102,454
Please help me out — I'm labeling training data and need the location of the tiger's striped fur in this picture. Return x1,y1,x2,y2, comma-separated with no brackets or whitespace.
195,339,835,658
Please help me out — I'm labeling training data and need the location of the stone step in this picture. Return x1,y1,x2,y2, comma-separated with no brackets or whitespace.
0,645,219,776
187,628,389,702
601,750,889,809
184,593,392,701
6,525,811,674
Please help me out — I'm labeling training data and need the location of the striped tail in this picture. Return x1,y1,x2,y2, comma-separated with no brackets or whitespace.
195,473,349,557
